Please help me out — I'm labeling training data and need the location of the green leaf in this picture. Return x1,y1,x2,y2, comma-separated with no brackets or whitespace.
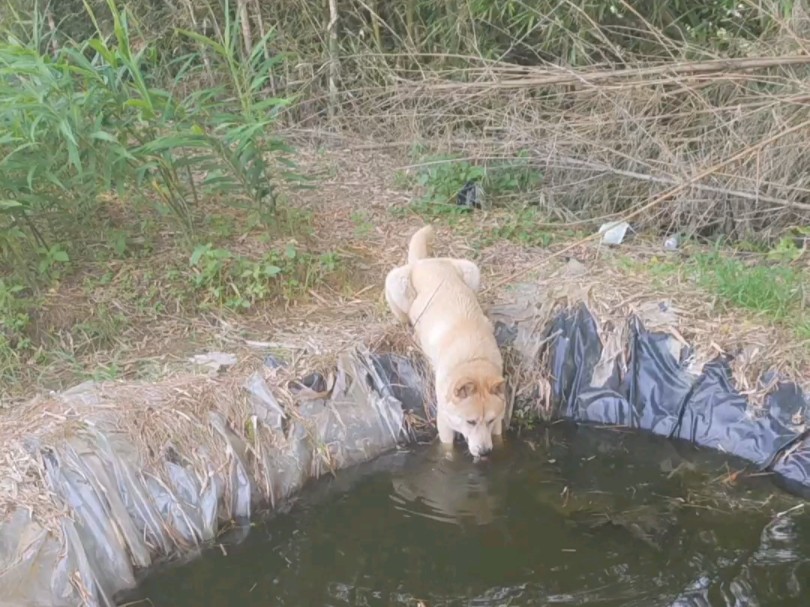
252,97,292,111
52,250,69,263
0,199,23,210
190,244,210,266
90,130,118,143
57,118,78,146
263,264,282,277
86,39,116,66
176,29,229,58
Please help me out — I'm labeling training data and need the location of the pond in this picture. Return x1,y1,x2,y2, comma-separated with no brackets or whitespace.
123,425,809,607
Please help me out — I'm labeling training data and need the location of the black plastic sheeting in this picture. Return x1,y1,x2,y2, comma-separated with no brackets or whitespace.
373,304,810,498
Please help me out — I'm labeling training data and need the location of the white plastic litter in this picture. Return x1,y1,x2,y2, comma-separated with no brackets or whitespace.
598,221,631,245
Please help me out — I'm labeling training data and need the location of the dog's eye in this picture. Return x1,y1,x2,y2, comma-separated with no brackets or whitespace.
467,420,476,426
486,419,494,426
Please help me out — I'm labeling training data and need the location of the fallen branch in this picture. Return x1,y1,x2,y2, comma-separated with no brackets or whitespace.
415,55,810,91
547,155,810,213
484,116,810,292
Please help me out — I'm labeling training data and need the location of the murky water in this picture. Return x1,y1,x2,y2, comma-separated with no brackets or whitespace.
124,425,809,607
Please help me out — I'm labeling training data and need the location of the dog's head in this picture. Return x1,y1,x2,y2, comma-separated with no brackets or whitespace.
444,366,506,457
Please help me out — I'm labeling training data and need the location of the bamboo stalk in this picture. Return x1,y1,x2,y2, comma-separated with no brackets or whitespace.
327,0,340,121
237,0,254,60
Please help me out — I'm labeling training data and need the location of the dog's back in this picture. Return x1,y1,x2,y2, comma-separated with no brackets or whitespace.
406,232,501,374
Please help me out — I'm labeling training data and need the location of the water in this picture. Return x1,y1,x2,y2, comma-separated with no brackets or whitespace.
124,425,810,607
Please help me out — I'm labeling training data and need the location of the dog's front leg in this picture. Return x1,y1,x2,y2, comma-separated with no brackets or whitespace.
491,417,504,447
436,408,456,446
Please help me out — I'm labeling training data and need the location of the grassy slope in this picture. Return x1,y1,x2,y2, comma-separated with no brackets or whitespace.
2,144,808,403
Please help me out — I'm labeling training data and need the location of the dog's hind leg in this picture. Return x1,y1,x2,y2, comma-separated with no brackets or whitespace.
384,265,414,324
449,259,481,293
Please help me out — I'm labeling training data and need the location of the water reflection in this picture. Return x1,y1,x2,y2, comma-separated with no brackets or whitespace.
124,427,810,607
389,444,502,526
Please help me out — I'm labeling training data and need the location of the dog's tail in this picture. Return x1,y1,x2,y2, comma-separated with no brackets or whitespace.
407,225,435,264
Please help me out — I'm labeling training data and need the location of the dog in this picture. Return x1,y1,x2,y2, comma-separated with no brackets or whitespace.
384,225,506,457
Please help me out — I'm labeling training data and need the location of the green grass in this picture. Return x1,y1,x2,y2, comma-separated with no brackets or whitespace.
351,210,374,237
2,0,801,405
478,207,580,249
0,0,317,394
0,249,343,397
0,197,341,397
188,241,340,311
624,246,809,340
394,151,543,221
692,253,803,323
0,4,299,289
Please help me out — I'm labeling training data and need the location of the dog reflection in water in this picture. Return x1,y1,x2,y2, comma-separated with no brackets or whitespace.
390,443,501,526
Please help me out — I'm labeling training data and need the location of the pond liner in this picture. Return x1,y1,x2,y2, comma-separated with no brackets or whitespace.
0,353,414,607
371,303,810,499
495,303,810,497
0,301,808,607
364,305,810,497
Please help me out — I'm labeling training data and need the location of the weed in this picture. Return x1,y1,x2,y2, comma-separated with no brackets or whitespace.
73,306,130,350
627,255,682,287
511,406,537,432
0,0,298,284
0,278,32,383
486,153,543,196
262,207,314,239
481,208,556,248
0,0,310,392
796,317,810,341
188,242,340,310
351,211,374,237
318,251,340,273
401,152,543,219
35,245,70,278
404,154,485,219
626,247,809,339
393,170,412,190
107,230,130,257
767,227,810,263
87,362,121,382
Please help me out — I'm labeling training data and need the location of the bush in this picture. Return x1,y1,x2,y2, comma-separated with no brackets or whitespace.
0,0,296,281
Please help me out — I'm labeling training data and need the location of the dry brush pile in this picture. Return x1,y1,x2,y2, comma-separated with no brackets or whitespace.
4,0,810,238
329,54,810,240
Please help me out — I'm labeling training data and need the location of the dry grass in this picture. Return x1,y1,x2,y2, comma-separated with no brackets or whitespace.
298,41,810,238
0,282,438,539
5,142,808,409
491,245,810,407
13,0,810,236
6,0,810,407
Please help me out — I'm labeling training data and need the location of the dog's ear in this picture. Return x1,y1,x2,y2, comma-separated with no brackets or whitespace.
488,377,506,396
453,379,477,400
